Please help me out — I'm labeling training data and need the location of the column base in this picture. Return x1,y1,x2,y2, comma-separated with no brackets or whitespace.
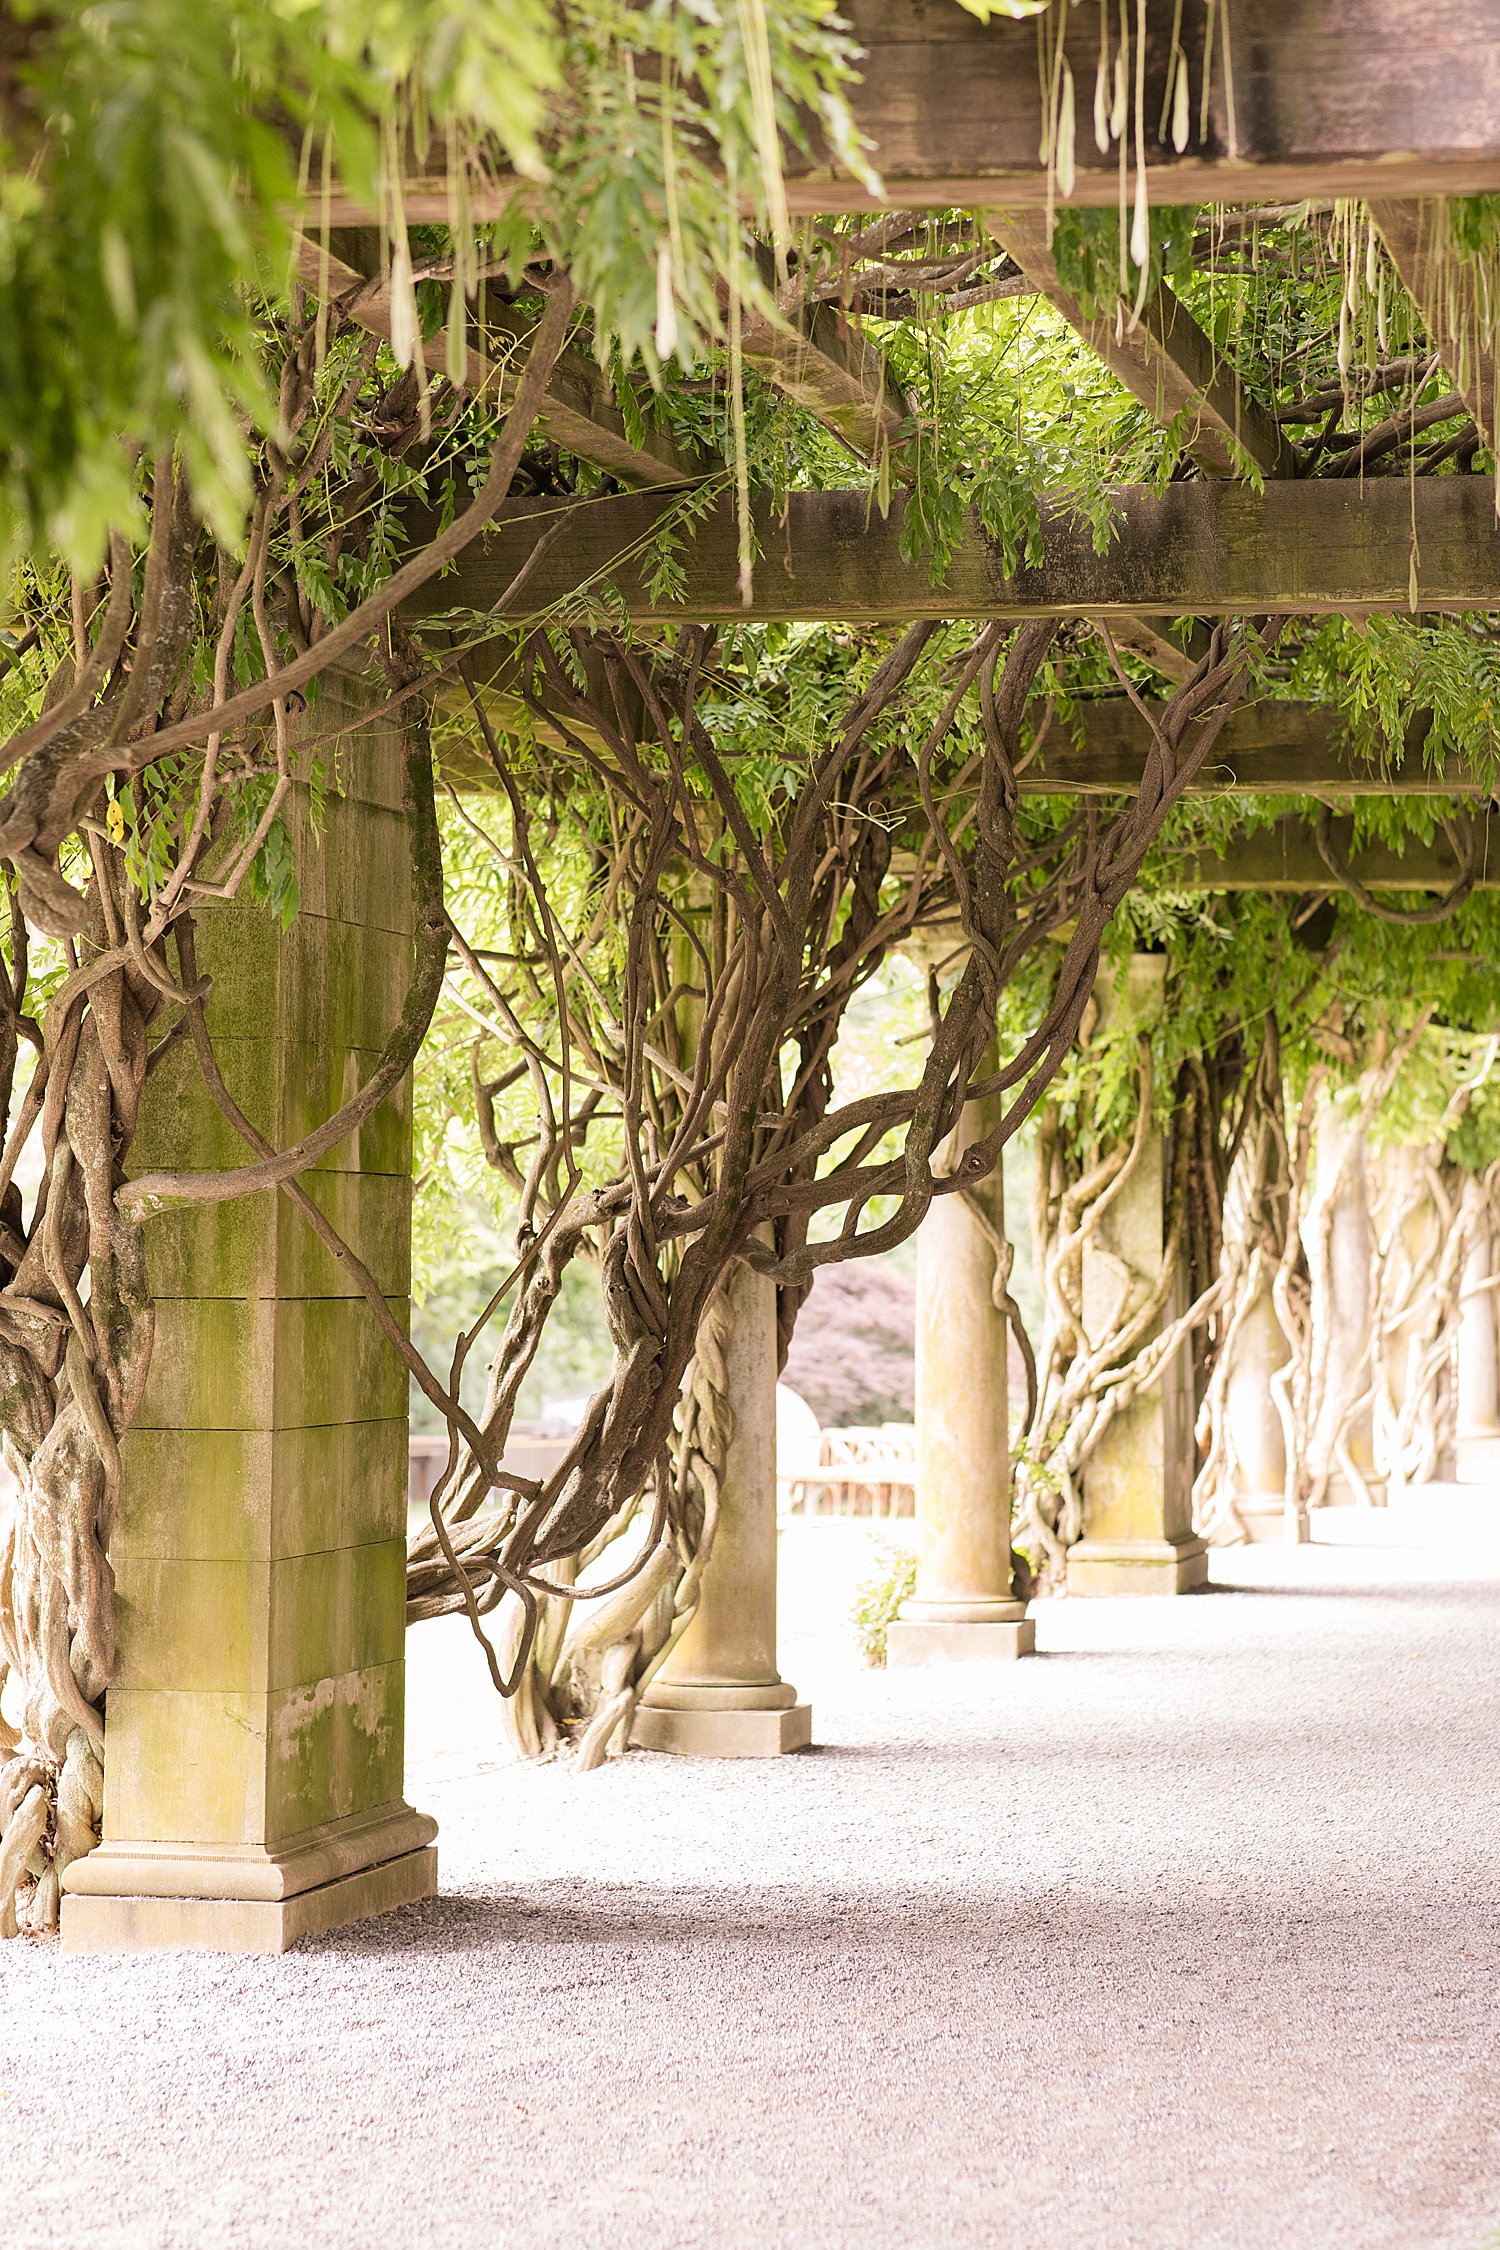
1232,1497,1308,1545
1066,1536,1207,1596
60,1844,437,1956
896,1598,1028,1625
630,1703,812,1758
886,1618,1035,1665
59,1800,438,1955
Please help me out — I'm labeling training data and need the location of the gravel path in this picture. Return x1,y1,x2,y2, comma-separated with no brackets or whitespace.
3,1524,1500,2250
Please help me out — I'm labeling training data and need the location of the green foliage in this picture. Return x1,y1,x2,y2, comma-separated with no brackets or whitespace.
1285,616,1500,792
850,1539,917,1668
1446,197,1500,260
0,0,865,568
1051,204,1199,320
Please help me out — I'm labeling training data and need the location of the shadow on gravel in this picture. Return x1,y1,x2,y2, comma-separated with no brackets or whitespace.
295,1872,1494,1966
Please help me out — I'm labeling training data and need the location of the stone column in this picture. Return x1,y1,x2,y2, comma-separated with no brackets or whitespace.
1222,1278,1294,1542
1458,1217,1498,1439
61,679,436,1953
887,1071,1034,1664
1067,958,1205,1595
633,1250,811,1757
1305,1093,1378,1505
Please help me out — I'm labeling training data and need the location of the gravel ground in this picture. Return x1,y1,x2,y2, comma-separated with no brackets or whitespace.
3,1518,1500,2250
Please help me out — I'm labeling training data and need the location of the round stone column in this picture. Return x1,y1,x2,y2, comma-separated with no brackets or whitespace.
1306,1094,1379,1506
887,1076,1034,1664
633,1249,811,1756
1458,1217,1499,1439
1223,1271,1295,1542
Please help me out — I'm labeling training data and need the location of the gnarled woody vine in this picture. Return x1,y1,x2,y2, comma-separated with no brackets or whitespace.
0,589,1266,1922
0,282,1274,1935
404,614,1269,1753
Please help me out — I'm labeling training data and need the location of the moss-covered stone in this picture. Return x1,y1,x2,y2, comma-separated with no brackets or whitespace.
117,1420,407,1563
105,665,418,1872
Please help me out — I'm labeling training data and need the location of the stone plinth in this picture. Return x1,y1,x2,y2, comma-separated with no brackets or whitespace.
633,1251,809,1758
1068,961,1204,1597
889,1067,1033,1666
61,678,436,1954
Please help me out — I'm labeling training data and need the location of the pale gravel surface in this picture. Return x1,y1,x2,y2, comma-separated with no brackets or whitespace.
4,1518,1500,2250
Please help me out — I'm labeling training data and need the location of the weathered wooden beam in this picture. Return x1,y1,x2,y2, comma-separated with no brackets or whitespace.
982,210,1289,482
783,1,1500,215
1096,618,1201,684
1370,199,1499,457
445,632,1477,798
1166,811,1500,889
291,237,706,491
313,7,1500,226
741,299,910,468
404,477,1500,628
1028,701,1478,796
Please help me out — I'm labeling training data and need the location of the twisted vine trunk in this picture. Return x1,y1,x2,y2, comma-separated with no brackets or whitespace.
1255,1020,1434,1533
1370,1150,1496,1492
0,884,163,1932
1013,1030,1240,1589
1192,1026,1295,1544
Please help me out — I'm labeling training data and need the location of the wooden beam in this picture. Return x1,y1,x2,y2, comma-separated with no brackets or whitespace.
741,300,909,468
313,7,1500,226
449,638,1479,799
1027,701,1479,797
982,210,1289,482
1095,618,1202,684
781,1,1500,215
1370,199,1499,456
404,477,1500,627
291,238,706,492
1166,811,1500,889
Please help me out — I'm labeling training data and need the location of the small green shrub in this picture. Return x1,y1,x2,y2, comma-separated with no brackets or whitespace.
851,1541,918,1668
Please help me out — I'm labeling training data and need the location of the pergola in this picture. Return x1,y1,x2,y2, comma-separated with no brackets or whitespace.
47,0,1500,1952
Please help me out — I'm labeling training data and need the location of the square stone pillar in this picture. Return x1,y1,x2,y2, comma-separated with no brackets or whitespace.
888,1070,1034,1665
633,1251,811,1757
1067,962,1205,1597
61,680,436,1953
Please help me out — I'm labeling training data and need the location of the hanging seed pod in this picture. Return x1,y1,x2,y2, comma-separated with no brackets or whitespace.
389,236,417,372
1094,46,1111,152
1172,52,1191,153
1057,61,1077,200
655,239,679,363
1130,169,1150,272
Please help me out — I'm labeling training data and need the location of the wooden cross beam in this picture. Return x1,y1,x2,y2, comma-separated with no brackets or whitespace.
1028,702,1478,798
741,299,911,471
315,7,1500,228
980,210,1288,483
783,1,1500,216
1167,813,1500,891
450,634,1478,800
291,236,705,492
407,477,1500,628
